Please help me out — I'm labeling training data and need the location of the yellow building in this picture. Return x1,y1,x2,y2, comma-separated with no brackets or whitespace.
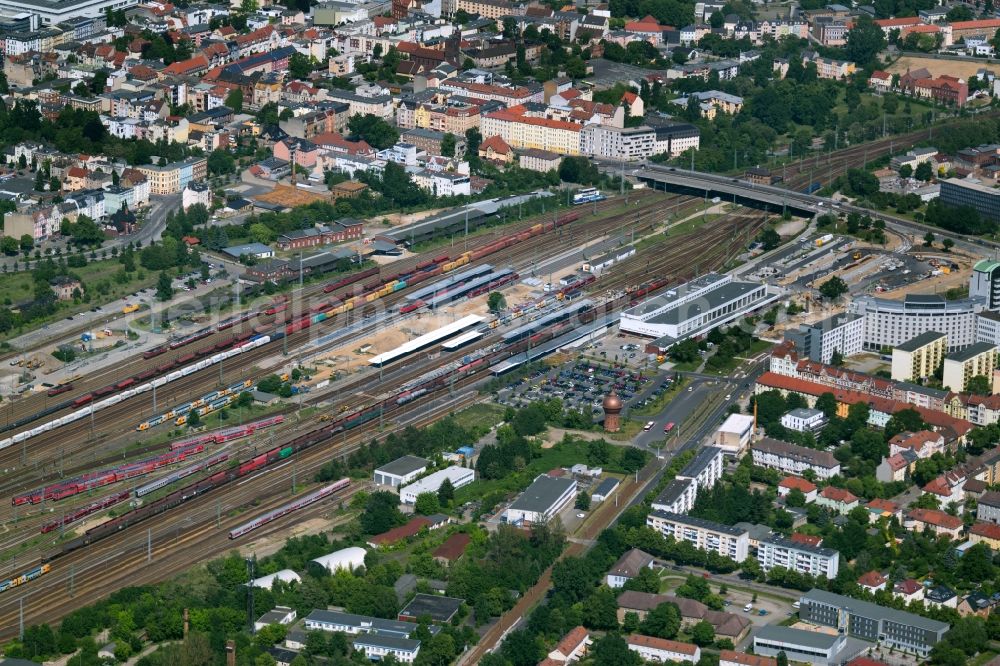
943,342,998,393
136,157,208,195
480,109,582,155
891,331,947,383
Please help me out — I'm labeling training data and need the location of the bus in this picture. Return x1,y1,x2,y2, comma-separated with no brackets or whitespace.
573,187,606,205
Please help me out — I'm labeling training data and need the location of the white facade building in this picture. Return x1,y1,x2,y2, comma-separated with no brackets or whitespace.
849,293,986,352
373,455,429,487
758,537,840,579
646,511,749,562
714,413,754,456
399,466,474,504
780,408,828,432
785,313,864,364
503,474,577,525
752,438,841,479
311,547,367,574
579,124,656,161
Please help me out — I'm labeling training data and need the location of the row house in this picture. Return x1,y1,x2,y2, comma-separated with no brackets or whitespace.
908,75,968,108
162,54,211,78
283,81,328,105
324,89,395,120
904,508,963,538
232,25,283,58
481,106,582,155
221,46,297,77
3,205,62,241
279,105,350,139
439,79,543,105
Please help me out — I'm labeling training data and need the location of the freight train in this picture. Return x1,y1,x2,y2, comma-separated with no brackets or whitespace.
0,211,582,460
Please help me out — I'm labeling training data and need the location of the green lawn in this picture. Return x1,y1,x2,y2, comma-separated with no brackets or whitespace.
451,402,505,434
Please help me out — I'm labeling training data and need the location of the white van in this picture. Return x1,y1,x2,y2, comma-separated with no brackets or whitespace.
744,603,753,613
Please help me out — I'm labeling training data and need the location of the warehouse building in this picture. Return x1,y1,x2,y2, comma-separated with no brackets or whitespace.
621,273,779,351
399,466,475,504
753,626,848,666
502,474,577,525
797,588,950,656
374,456,429,487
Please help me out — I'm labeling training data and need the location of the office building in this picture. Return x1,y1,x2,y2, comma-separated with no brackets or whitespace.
891,331,947,382
757,537,840,579
942,342,997,393
0,0,135,24
580,124,656,161
621,273,778,350
785,313,864,364
753,626,847,666
502,474,576,525
940,177,1000,223
751,438,841,479
780,408,828,432
399,466,474,504
850,293,986,352
798,588,950,656
649,121,701,158
646,511,749,562
971,259,1000,310
976,311,1000,347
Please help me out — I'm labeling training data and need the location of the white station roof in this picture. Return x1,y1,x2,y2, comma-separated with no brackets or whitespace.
441,329,483,350
369,315,484,366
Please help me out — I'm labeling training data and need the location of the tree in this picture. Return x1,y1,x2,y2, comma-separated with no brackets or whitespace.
249,223,275,244
414,492,440,516
187,408,201,428
33,169,44,191
785,487,806,507
487,291,506,312
441,132,456,158
639,602,680,639
709,10,724,27
360,491,405,534
156,271,173,301
691,620,715,647
0,237,17,256
575,491,590,510
819,276,848,300
225,88,244,113
850,428,887,462
946,4,974,20
830,350,844,367
923,231,935,246
967,375,992,395
846,16,886,66
758,227,781,251
776,652,788,666
915,160,933,182
348,114,400,150
591,635,642,666
816,392,838,419
899,164,913,178
289,52,313,80
437,477,454,506
943,238,954,252
207,149,235,175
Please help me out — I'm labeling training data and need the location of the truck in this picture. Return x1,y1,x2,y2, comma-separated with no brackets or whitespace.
815,234,834,247
123,304,139,314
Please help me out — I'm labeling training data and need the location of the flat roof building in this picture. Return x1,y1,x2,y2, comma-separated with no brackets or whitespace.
399,466,475,504
647,511,749,562
374,456,429,487
785,312,864,364
943,341,997,393
753,625,847,666
758,537,840,579
891,331,947,383
397,594,464,623
798,588,950,656
503,474,577,525
940,177,1000,223
620,273,779,349
715,413,755,456
850,293,986,352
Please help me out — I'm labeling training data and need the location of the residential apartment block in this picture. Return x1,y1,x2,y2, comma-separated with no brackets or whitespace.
751,438,842,479
942,342,997,393
891,331,947,383
646,511,749,562
135,156,207,195
757,537,840,579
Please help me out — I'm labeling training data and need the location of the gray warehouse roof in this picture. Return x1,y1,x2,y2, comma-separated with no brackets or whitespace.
801,588,950,632
755,625,842,650
509,474,576,513
649,282,763,325
375,455,429,478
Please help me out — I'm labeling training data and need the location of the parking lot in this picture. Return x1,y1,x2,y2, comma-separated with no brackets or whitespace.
497,359,665,419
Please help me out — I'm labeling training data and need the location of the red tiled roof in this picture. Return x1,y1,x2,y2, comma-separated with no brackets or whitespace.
870,70,891,80
163,54,209,75
554,626,589,657
951,18,1000,30
971,521,1000,540
431,532,470,561
790,532,822,546
480,135,512,155
867,498,899,513
626,634,698,655
874,17,921,27
905,24,940,33
820,486,858,504
485,108,583,132
369,516,432,545
720,651,777,666
779,476,817,493
894,579,922,595
907,508,962,530
857,570,886,588
846,658,890,666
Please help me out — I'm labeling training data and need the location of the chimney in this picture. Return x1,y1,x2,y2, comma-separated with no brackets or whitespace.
183,608,189,639
226,640,236,666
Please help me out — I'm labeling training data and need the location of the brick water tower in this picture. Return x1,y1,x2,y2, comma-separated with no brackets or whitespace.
603,390,623,433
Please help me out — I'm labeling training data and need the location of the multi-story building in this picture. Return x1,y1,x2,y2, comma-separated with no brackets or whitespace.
652,478,698,514
674,90,743,118
977,490,1000,523
780,408,828,433
751,438,841,479
758,537,839,578
941,177,1000,223
850,293,986,352
891,331,947,382
785,313,865,364
0,0,132,26
580,124,655,161
972,259,1000,311
518,148,562,172
620,273,778,347
646,511,749,562
797,589,950,656
481,108,582,155
135,157,207,195
453,0,524,19
904,508,964,538
676,446,725,490
942,342,997,392
649,121,701,157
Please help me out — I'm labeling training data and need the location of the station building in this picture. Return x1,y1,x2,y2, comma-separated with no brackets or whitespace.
620,273,779,352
